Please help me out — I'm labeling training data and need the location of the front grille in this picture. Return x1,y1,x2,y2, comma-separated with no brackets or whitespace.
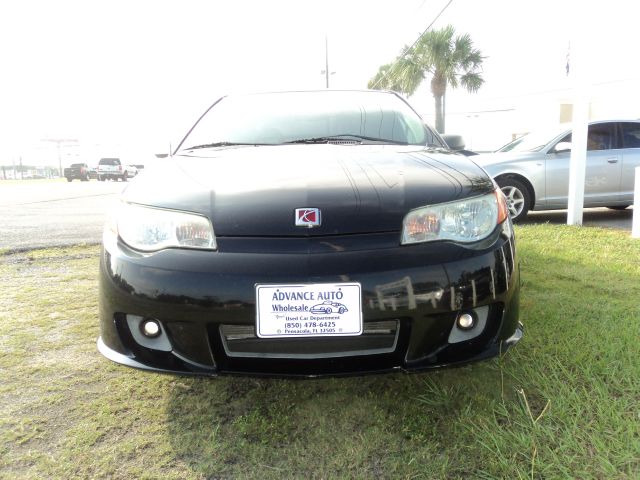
219,320,399,359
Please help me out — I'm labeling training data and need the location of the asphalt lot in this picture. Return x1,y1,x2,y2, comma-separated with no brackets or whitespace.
0,178,635,251
522,206,634,230
0,180,126,250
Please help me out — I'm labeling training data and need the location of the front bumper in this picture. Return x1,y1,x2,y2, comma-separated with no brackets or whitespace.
98,223,521,377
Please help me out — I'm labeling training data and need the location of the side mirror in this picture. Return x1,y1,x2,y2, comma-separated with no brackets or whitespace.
442,134,465,151
154,142,173,159
553,142,572,153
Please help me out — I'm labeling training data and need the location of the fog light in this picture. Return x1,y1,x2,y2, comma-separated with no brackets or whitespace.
141,319,161,338
456,313,476,331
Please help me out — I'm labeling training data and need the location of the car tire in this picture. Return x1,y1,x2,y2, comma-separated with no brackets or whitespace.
325,307,332,314
122,173,128,182
338,307,346,314
607,205,630,210
66,178,72,182
497,177,531,222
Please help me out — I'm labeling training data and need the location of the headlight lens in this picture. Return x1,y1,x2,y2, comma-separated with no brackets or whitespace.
402,190,508,244
116,203,216,251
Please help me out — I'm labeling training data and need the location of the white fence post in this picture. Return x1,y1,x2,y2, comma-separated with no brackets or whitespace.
632,167,640,239
567,28,588,226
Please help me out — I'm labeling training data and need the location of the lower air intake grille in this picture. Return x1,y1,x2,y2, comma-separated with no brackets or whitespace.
219,320,399,359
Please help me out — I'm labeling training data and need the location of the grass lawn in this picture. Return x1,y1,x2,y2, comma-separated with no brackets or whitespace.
1,226,638,479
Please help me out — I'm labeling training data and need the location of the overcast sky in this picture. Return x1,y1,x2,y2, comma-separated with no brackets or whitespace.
1,0,638,163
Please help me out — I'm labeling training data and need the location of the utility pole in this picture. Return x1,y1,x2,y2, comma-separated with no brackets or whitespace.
40,138,78,177
325,35,329,88
320,35,335,88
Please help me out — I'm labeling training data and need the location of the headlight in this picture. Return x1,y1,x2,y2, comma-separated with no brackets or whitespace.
402,190,508,245
115,203,216,251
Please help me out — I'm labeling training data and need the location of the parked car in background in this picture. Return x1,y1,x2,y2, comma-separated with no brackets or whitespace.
88,167,98,179
97,158,129,182
473,120,640,221
63,163,90,182
125,165,138,178
98,89,521,378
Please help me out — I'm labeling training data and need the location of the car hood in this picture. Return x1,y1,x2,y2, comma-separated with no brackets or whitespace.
472,151,545,167
123,145,494,236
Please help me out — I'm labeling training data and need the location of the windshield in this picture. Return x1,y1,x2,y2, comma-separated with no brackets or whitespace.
177,91,429,151
497,126,568,153
99,158,121,165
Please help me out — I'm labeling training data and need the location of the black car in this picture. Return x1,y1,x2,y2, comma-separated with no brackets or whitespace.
98,90,522,377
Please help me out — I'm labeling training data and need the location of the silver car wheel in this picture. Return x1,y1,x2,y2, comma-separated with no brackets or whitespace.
501,186,525,218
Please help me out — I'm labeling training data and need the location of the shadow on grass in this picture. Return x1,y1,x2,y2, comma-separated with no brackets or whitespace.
163,360,514,479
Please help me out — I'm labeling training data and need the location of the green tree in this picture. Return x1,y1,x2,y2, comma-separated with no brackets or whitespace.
368,25,484,133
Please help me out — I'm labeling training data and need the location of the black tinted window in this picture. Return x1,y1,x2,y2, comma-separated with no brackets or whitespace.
621,122,640,148
587,124,614,151
178,91,428,150
99,158,121,165
424,125,445,147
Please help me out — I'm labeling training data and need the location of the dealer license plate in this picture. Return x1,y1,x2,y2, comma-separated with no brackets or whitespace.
255,282,362,338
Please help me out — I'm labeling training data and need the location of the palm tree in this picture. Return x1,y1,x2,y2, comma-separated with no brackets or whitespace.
368,25,484,133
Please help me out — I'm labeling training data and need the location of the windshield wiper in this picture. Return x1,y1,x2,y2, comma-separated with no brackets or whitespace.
183,142,263,150
283,134,409,145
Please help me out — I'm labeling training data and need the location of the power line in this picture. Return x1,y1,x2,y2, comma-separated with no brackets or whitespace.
370,0,454,90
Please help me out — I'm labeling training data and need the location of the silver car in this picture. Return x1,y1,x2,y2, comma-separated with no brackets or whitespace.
473,120,639,221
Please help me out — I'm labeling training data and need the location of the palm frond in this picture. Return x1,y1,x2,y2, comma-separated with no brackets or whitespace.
459,72,484,93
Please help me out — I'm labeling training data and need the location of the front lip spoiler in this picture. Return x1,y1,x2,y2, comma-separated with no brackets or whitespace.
505,322,524,346
97,337,217,377
98,322,524,378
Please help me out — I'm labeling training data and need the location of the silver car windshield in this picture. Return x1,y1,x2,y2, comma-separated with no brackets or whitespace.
178,91,429,151
498,126,568,153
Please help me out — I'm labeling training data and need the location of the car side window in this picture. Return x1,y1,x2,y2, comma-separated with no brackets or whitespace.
586,124,614,151
550,133,572,153
424,125,445,148
620,122,640,148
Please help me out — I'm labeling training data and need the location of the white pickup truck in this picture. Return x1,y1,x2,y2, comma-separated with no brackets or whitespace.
97,158,128,182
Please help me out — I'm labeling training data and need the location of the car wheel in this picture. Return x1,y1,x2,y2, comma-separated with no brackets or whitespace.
607,205,630,210
122,173,128,182
325,307,332,314
66,178,72,182
338,307,346,314
497,178,531,222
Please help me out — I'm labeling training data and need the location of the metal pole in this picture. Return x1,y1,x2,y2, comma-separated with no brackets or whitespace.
325,35,329,88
